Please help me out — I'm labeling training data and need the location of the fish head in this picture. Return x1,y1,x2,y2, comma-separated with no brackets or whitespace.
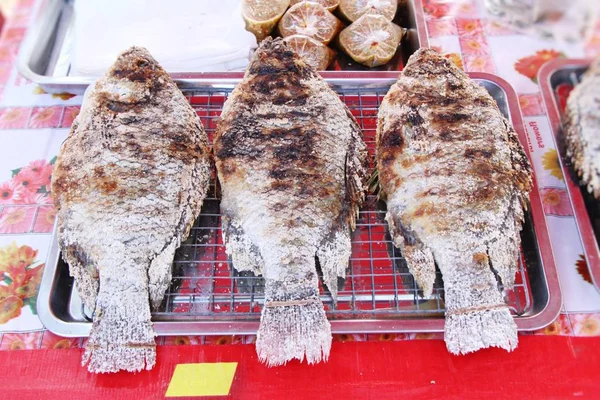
403,47,467,84
247,37,314,78
96,46,167,104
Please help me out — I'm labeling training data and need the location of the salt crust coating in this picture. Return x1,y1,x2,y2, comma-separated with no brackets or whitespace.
52,47,211,373
564,57,600,199
377,48,533,354
214,38,368,366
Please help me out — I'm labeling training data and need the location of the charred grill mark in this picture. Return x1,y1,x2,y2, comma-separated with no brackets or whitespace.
435,112,470,123
272,128,317,162
250,63,300,76
439,97,459,106
127,140,144,154
290,110,313,117
215,122,264,161
266,126,323,194
246,47,315,107
464,148,495,159
446,81,463,91
93,166,105,178
406,109,424,126
112,61,157,83
379,121,405,166
248,44,315,82
270,180,293,191
380,131,404,150
268,168,287,180
437,128,476,142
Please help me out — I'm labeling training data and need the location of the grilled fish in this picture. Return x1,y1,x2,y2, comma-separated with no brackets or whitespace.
214,38,367,366
377,48,532,354
52,47,211,373
564,57,600,198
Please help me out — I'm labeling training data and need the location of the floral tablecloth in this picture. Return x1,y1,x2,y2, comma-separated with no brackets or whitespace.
1,0,600,351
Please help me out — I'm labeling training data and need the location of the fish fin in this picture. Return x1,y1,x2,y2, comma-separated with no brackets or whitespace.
314,138,366,301
62,243,99,311
402,244,436,298
386,212,436,297
83,265,156,373
316,224,351,302
504,119,533,208
438,246,517,355
257,274,331,367
222,217,263,275
344,132,368,232
256,301,331,367
487,224,521,290
148,239,178,310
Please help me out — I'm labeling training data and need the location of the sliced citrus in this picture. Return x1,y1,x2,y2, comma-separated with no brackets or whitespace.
278,1,343,45
290,0,339,12
242,0,290,41
338,0,398,22
338,14,403,67
284,34,336,70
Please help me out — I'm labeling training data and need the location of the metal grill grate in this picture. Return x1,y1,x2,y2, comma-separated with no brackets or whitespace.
81,86,533,323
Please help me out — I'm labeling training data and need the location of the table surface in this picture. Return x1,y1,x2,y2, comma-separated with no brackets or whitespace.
1,0,600,398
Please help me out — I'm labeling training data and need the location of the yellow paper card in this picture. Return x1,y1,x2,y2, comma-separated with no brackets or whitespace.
165,362,238,397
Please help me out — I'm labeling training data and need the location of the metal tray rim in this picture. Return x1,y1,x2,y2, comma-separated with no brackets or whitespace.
16,0,430,94
538,58,600,293
37,73,561,337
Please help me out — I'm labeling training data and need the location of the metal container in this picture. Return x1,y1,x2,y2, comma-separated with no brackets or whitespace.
37,72,561,337
539,59,600,292
16,0,428,94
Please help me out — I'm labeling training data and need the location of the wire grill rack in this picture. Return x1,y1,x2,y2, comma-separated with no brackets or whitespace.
77,86,533,324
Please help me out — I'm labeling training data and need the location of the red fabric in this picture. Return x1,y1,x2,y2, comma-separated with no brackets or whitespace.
1,336,599,399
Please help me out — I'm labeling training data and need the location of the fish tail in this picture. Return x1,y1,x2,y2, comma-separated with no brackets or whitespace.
439,248,518,355
256,283,331,367
83,267,156,373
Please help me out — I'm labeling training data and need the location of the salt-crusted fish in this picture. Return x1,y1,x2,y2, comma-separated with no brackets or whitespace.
52,47,211,373
564,57,600,198
376,48,532,354
214,38,367,366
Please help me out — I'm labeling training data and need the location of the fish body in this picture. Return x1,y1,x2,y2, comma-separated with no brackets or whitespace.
52,47,211,373
564,58,600,198
214,38,367,366
376,48,532,354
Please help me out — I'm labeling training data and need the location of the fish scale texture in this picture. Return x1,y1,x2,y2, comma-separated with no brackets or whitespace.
51,46,211,373
377,48,532,355
564,57,600,199
214,38,368,366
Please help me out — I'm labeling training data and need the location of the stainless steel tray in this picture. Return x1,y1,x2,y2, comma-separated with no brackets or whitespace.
37,73,561,337
17,0,428,94
539,59,600,292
